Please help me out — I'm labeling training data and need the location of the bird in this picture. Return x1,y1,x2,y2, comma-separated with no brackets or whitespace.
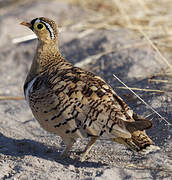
21,17,160,161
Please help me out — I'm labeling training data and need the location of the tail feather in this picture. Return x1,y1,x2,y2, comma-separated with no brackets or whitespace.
112,130,160,154
131,130,153,149
124,119,152,133
112,112,159,154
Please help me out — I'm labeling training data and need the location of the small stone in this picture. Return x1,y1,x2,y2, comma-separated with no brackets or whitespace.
68,165,75,171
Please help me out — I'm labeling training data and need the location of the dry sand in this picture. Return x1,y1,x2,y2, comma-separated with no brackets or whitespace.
0,1,171,179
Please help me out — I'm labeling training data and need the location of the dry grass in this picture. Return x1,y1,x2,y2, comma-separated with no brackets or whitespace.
9,0,172,72
67,0,172,72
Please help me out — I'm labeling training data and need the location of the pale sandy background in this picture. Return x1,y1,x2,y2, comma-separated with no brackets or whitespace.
0,0,171,179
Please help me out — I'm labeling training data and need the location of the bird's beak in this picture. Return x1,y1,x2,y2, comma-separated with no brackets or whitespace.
20,21,32,28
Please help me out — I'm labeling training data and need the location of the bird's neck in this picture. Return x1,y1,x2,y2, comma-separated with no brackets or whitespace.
25,40,71,85
36,41,61,68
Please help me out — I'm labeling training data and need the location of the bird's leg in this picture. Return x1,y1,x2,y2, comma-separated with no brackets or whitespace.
80,136,98,161
61,138,75,158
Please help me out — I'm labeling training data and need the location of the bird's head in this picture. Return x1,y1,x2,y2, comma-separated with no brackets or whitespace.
21,17,58,44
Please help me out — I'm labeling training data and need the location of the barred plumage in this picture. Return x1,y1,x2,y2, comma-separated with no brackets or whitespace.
21,17,160,161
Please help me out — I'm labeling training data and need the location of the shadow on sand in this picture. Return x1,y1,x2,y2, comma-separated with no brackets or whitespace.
0,132,107,168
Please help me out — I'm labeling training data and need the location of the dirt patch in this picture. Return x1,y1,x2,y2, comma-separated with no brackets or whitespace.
0,1,171,179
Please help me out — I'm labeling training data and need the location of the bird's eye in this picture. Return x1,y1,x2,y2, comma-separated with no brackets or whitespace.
37,23,44,30
34,23,45,30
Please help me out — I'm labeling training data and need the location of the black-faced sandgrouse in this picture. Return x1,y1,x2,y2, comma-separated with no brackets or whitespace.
21,17,159,161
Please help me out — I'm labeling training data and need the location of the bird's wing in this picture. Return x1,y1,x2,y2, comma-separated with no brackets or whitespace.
36,66,152,139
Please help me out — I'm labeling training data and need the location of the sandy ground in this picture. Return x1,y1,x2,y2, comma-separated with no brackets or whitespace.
0,0,172,179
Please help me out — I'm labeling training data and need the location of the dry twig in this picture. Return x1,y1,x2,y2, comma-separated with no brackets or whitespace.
116,86,166,93
0,96,24,101
113,74,171,126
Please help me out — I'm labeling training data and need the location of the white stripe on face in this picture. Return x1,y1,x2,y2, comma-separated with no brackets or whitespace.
35,18,40,23
41,20,55,39
34,18,55,39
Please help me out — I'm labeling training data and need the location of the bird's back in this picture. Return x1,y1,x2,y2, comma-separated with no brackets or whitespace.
27,62,153,144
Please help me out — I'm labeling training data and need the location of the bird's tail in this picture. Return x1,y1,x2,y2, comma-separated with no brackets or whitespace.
112,130,160,154
112,113,160,154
